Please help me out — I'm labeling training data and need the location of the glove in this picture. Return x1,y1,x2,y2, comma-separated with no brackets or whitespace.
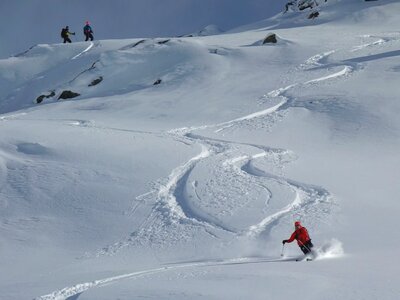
282,240,287,244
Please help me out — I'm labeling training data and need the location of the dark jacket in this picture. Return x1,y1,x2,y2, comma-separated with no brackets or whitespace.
83,25,93,34
61,28,74,38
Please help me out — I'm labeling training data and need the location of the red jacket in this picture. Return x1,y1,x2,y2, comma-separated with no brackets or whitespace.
286,226,311,246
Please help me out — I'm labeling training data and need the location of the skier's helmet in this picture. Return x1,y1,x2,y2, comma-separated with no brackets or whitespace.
294,221,301,227
85,21,90,25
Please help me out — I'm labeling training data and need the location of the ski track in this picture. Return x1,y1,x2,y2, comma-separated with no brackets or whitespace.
86,44,355,257
35,256,299,300
92,53,349,255
155,143,212,223
215,65,354,133
300,50,336,69
241,161,330,237
131,45,355,239
351,33,399,52
71,42,95,60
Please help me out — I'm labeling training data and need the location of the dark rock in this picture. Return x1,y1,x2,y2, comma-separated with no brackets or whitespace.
298,0,315,11
263,33,278,44
118,40,147,51
153,79,162,85
88,76,103,87
284,1,296,13
132,39,146,48
36,90,55,104
58,90,80,100
308,11,320,19
157,39,170,45
14,45,36,57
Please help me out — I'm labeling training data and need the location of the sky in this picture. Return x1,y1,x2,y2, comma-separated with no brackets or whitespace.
0,0,284,58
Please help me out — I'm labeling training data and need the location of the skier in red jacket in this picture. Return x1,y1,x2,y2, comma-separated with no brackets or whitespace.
282,221,314,255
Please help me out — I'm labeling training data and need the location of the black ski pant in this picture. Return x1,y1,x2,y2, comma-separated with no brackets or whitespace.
63,37,72,43
85,33,94,41
299,240,314,254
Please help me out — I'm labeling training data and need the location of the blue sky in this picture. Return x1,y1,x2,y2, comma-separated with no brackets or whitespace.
0,0,284,57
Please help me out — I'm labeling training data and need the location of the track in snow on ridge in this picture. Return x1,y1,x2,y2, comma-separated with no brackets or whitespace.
71,42,97,60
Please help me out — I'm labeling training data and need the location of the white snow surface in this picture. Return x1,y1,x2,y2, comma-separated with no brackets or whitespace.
1,1,400,299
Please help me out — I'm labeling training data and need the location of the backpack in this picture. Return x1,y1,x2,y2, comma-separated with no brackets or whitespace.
61,28,67,38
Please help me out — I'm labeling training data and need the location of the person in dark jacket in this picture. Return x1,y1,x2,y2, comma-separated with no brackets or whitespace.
61,26,75,43
83,21,94,41
282,221,314,255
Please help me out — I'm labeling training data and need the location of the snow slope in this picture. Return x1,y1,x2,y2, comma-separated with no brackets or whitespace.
1,0,400,299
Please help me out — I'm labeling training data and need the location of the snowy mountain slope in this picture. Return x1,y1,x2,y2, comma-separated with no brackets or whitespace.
0,1,400,299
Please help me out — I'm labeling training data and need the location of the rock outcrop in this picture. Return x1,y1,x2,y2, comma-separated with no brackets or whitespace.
284,0,326,14
263,33,278,44
88,76,103,87
308,11,320,19
58,90,80,100
36,90,56,104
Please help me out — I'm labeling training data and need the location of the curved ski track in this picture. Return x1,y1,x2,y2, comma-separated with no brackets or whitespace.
91,44,359,256
35,256,299,300
71,42,96,60
126,46,356,243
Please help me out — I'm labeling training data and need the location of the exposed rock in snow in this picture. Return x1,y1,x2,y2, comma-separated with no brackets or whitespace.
153,79,162,85
263,33,278,44
58,90,80,100
308,11,320,19
88,76,103,87
35,90,55,104
284,0,324,14
157,39,170,45
298,0,317,11
249,33,290,47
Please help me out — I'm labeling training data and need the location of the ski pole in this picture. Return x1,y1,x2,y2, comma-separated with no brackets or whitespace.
281,244,285,257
